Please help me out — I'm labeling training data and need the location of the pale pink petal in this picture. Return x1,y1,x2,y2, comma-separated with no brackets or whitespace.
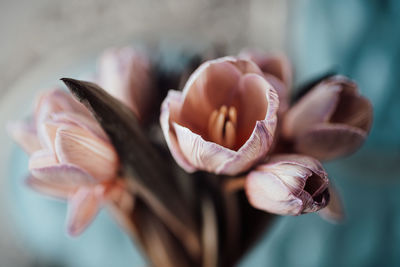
50,112,108,141
26,176,74,199
295,123,367,161
67,187,101,236
173,120,275,176
173,122,235,174
282,82,341,139
227,58,264,75
37,121,61,151
236,74,276,147
264,73,289,116
239,50,292,88
246,168,305,215
55,125,118,181
97,47,153,120
29,149,58,169
160,90,196,172
31,164,95,187
265,154,327,177
35,89,91,125
245,154,329,215
7,121,41,154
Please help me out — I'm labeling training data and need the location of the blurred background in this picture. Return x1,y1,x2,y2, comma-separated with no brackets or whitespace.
1,0,399,266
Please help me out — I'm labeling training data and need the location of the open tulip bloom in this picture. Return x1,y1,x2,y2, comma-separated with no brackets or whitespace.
8,89,133,236
8,46,373,265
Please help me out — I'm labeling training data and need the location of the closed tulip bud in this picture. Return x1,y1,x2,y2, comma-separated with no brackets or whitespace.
282,75,373,161
245,154,330,216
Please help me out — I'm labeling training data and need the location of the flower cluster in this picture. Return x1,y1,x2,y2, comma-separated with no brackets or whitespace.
8,46,373,237
160,52,372,216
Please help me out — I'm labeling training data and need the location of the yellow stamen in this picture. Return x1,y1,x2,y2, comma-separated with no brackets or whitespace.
208,105,237,149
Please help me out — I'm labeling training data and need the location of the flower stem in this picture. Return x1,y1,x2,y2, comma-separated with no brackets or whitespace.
223,176,246,193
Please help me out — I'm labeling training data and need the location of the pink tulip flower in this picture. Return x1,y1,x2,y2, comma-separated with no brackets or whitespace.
245,154,330,215
8,89,133,236
282,75,373,161
97,47,154,121
160,57,279,175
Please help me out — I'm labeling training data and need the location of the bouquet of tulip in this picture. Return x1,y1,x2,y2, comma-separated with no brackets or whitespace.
8,46,373,266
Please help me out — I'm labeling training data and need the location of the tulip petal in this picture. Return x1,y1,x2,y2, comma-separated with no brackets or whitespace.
173,122,235,174
173,120,275,176
258,54,292,89
295,123,367,161
29,149,58,169
50,112,108,141
55,125,118,181
37,121,61,151
160,90,196,173
282,81,341,138
239,50,292,88
35,89,91,125
319,184,345,223
266,154,327,178
98,47,153,120
264,73,289,115
246,169,305,215
67,187,101,236
236,74,276,147
329,83,373,132
30,163,95,187
26,176,74,199
7,121,41,154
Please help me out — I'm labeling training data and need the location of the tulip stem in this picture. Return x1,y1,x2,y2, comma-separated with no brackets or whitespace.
223,176,246,193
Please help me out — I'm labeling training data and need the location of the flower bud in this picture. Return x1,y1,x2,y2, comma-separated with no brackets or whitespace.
282,75,373,161
97,47,154,121
245,154,330,215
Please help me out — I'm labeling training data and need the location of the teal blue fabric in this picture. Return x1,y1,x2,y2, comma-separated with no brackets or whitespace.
240,1,400,266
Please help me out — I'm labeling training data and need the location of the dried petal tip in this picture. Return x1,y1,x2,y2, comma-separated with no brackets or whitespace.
245,154,330,216
318,184,345,223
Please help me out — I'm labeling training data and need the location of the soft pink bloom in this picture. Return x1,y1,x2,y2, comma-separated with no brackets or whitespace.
97,47,154,121
8,89,133,236
239,50,292,115
160,57,279,175
245,154,330,216
282,75,373,161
